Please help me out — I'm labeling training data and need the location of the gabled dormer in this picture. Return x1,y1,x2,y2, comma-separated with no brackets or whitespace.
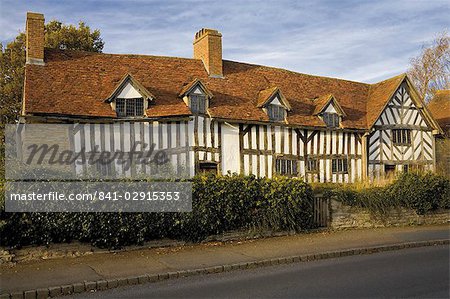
105,74,155,118
313,94,346,128
179,78,213,115
257,87,291,122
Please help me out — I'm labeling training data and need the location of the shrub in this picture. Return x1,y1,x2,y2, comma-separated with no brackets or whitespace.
389,172,450,214
326,172,450,216
0,174,314,249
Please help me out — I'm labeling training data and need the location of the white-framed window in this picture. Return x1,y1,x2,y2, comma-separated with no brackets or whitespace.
392,129,411,145
323,112,339,128
190,94,207,114
268,104,286,122
275,158,297,176
332,157,348,174
116,98,144,117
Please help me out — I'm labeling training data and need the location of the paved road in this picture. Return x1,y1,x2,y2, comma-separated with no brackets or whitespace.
71,245,450,299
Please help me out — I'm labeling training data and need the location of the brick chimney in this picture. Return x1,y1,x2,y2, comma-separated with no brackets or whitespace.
193,28,223,78
26,12,45,65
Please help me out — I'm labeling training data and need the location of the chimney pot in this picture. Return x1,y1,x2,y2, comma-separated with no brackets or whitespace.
26,12,45,65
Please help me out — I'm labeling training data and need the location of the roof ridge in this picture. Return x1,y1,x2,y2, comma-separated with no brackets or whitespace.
45,48,378,86
222,59,372,86
369,73,406,86
45,48,202,62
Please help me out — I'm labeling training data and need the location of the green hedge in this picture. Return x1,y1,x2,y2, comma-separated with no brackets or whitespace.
327,173,450,216
0,175,314,249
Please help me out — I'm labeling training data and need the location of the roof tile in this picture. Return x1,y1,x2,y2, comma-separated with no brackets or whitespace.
23,49,411,129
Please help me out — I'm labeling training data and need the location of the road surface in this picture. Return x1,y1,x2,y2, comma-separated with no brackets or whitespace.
70,245,449,298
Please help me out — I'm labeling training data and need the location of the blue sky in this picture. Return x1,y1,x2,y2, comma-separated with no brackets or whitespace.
1,0,448,83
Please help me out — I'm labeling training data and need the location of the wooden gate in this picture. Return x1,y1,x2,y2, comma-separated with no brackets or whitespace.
313,195,329,227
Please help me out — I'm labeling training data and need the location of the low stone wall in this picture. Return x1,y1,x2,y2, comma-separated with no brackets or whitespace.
330,199,449,229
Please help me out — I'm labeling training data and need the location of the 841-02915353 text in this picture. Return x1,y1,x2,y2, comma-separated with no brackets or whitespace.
8,191,181,201
6,181,192,212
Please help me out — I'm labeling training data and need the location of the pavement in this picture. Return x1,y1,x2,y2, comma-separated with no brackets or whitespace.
0,224,449,297
70,245,450,299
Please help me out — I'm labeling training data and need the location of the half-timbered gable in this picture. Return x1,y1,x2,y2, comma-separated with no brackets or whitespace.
367,78,440,180
21,13,445,182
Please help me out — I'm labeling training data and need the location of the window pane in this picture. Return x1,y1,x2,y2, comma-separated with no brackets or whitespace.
116,98,144,117
126,99,135,116
191,97,198,112
333,114,339,127
268,105,285,121
323,113,339,128
332,158,348,173
199,97,205,112
116,99,126,117
136,98,144,115
276,158,297,175
190,95,206,113
393,129,411,145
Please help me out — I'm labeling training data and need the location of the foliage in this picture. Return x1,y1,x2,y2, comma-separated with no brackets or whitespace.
325,172,450,216
44,20,104,52
407,31,450,102
0,175,314,249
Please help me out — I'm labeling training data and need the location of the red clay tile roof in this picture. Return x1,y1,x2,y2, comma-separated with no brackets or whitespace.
23,49,419,129
427,90,450,130
365,73,406,127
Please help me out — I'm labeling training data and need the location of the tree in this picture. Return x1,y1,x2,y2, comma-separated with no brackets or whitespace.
45,20,104,52
407,31,450,102
0,20,104,126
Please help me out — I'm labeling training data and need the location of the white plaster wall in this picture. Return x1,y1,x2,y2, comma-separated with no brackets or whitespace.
117,83,142,98
221,122,240,175
324,103,338,113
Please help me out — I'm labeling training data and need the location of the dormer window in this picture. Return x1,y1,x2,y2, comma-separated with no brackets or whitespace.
268,104,286,122
105,73,155,118
313,94,346,129
257,87,291,123
116,98,144,117
323,112,339,128
179,79,213,115
190,94,207,114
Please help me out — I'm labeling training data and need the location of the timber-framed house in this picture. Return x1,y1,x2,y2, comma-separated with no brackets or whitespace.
21,12,443,182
